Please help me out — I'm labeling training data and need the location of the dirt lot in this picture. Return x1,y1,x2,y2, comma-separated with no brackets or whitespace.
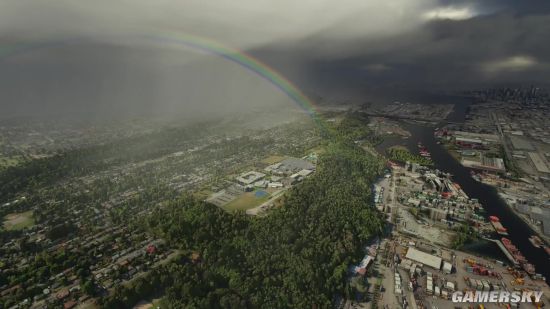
3,210,34,230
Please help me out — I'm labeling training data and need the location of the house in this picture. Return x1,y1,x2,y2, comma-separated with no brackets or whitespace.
146,245,156,255
56,289,70,300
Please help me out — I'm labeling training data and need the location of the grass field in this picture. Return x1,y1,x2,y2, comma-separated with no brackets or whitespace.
261,155,285,165
307,145,326,154
0,156,22,169
223,191,270,211
193,189,213,201
3,210,34,231
388,145,408,151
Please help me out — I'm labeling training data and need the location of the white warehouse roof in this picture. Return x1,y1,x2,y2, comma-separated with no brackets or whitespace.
405,247,442,270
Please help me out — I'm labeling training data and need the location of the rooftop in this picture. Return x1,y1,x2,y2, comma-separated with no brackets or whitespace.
235,171,266,185
509,135,535,151
528,152,550,174
405,247,442,270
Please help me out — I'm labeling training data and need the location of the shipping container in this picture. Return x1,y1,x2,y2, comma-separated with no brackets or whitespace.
482,280,490,291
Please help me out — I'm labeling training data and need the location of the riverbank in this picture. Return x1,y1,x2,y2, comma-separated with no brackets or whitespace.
373,120,550,283
438,139,550,245
486,177,550,245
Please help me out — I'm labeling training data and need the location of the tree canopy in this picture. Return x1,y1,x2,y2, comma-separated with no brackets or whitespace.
103,114,385,308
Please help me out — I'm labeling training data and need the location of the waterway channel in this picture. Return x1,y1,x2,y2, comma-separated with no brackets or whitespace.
373,99,550,284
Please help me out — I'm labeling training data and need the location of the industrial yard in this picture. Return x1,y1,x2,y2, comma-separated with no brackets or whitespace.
437,88,550,247
344,146,550,308
378,235,550,309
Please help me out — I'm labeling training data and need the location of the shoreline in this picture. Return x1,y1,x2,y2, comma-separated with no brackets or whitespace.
372,116,550,282
493,189,550,246
438,141,550,249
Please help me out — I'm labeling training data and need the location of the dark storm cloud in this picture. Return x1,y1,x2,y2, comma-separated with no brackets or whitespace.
0,0,437,120
250,3,550,103
1,0,550,120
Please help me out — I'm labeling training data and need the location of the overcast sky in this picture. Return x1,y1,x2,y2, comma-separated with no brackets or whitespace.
1,0,549,121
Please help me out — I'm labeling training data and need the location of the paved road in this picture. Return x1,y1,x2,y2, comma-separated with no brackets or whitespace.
246,189,287,215
491,111,513,166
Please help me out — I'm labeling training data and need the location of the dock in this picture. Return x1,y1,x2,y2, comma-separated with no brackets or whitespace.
484,238,518,265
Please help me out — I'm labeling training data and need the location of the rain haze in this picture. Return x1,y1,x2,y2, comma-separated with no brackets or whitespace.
3,2,550,308
1,0,550,121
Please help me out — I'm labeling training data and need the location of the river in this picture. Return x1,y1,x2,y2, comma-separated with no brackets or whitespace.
373,98,550,283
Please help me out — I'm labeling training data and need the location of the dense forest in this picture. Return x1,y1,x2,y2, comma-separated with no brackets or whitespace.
386,146,433,166
102,114,386,308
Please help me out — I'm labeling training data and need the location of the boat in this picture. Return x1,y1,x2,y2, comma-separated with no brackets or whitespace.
470,171,483,182
502,238,524,261
529,235,543,248
501,238,536,275
419,144,431,156
491,222,508,236
490,217,508,235
522,263,536,276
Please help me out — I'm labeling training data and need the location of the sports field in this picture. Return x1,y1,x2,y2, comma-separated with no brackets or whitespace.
3,211,34,231
223,191,270,211
261,155,285,164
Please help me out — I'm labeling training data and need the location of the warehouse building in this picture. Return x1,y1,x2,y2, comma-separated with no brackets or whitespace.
509,135,535,151
235,171,266,185
461,155,506,174
453,131,500,144
405,247,443,270
528,152,550,174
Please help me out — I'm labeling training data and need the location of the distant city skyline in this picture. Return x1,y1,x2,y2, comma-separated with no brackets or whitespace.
1,0,550,121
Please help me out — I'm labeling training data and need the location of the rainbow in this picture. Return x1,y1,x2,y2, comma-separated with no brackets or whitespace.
0,33,324,127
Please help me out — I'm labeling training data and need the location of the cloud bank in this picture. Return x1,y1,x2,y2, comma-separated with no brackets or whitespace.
1,0,550,121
